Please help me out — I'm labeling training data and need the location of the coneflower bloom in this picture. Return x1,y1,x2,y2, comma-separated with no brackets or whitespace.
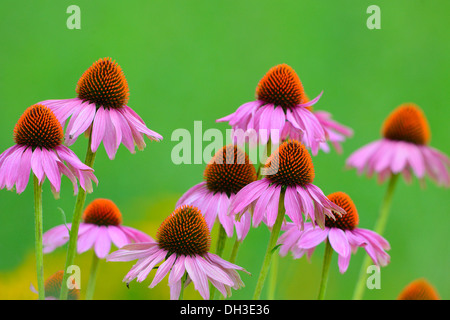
39,57,162,160
43,198,152,258
397,278,440,300
107,205,249,300
176,145,257,240
217,64,326,155
278,192,390,273
346,103,449,186
303,94,353,154
0,104,97,196
230,140,345,229
30,270,80,300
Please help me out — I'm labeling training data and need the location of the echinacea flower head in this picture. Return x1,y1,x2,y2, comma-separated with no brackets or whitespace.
278,192,390,273
176,145,257,240
40,57,162,160
30,270,80,300
231,140,345,229
303,94,353,154
43,198,152,258
107,205,249,300
217,64,326,154
397,278,440,300
346,103,449,186
0,104,97,196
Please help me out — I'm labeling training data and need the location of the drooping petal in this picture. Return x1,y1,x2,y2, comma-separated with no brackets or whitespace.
91,106,107,153
77,226,100,254
297,227,329,249
65,101,96,145
328,228,350,258
41,149,62,193
94,226,112,258
231,179,270,215
14,146,33,194
149,253,177,288
107,225,129,249
184,255,210,300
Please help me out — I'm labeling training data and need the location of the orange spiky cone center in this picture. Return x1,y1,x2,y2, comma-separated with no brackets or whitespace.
83,198,122,226
76,57,129,109
204,145,257,196
44,270,79,300
397,279,440,300
157,205,211,256
264,140,315,187
256,64,305,110
14,104,63,150
382,103,430,145
325,192,358,230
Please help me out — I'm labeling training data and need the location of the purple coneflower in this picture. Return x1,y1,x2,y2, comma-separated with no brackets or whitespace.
107,205,249,300
30,270,80,300
217,64,326,155
346,103,449,186
40,57,162,160
176,145,257,241
278,192,390,274
231,140,345,229
302,94,353,154
0,104,97,196
43,198,151,258
348,103,449,300
230,139,345,300
43,198,152,299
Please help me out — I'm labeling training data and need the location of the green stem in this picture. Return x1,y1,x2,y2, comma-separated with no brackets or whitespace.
85,251,100,300
211,224,227,299
59,136,96,300
33,175,45,300
352,174,399,300
215,224,227,257
252,191,285,300
267,252,279,300
317,240,333,300
229,238,242,264
179,272,187,300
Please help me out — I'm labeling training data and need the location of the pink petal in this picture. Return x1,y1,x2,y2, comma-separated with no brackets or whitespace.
328,228,350,258
150,254,177,288
297,227,329,249
91,107,106,153
107,225,129,249
41,149,62,192
184,255,210,300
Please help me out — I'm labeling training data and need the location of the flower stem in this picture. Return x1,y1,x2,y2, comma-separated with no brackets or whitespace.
179,272,187,300
252,191,285,300
33,175,45,300
352,174,399,300
211,224,227,299
267,252,279,300
317,239,333,300
215,224,227,257
59,136,97,300
229,238,242,264
85,251,100,300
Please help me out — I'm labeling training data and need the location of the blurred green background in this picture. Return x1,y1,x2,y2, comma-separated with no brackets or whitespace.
0,0,448,300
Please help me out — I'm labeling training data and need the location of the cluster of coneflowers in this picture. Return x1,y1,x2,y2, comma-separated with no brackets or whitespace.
0,59,448,300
